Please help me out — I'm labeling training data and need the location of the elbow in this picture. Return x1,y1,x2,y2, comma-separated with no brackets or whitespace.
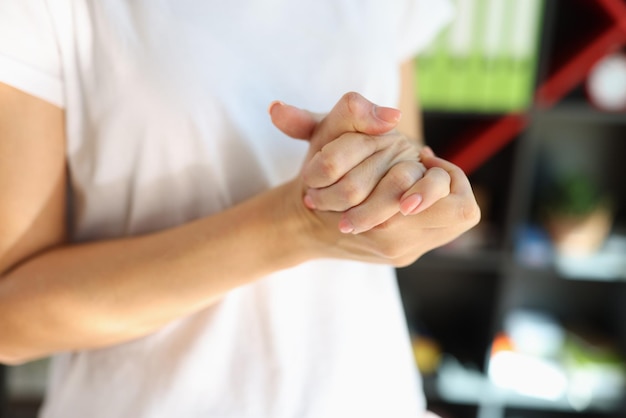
0,353,31,366
0,339,43,365
0,347,48,366
0,338,46,366
0,336,52,365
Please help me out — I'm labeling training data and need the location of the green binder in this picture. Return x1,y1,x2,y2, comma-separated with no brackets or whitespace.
416,0,544,113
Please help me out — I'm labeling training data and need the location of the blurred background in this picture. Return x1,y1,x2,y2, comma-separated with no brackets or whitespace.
398,0,626,417
2,0,626,417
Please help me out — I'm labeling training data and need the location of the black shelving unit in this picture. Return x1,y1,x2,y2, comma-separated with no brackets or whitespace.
0,366,6,418
398,1,626,417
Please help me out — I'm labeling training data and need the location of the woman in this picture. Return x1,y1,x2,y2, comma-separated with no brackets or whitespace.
0,0,478,416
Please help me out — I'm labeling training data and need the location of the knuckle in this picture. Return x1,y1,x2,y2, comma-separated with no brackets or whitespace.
429,166,450,181
316,148,341,182
336,179,365,208
387,163,419,192
342,92,363,116
468,202,482,225
426,168,451,196
460,198,481,225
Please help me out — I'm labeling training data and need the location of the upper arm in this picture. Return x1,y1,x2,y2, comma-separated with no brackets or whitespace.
397,59,424,144
0,82,67,275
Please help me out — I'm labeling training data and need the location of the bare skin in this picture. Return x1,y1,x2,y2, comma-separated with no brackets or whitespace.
0,61,479,365
269,91,452,234
270,61,450,233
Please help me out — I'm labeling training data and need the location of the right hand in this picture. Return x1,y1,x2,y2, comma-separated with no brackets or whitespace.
273,94,480,266
284,148,479,267
270,93,432,233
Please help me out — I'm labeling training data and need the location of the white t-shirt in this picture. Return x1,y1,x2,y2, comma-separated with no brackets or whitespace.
0,1,452,417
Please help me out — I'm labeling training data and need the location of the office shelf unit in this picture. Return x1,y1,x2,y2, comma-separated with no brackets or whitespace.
398,1,626,418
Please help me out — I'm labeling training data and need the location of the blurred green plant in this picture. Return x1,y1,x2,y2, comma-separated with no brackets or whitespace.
544,172,610,218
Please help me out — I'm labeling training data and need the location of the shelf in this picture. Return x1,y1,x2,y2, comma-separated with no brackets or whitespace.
553,239,626,282
403,249,505,274
531,103,626,124
410,2,626,417
514,227,626,283
514,264,626,285
425,357,626,414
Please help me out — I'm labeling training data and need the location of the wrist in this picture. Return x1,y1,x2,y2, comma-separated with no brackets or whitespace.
271,180,326,263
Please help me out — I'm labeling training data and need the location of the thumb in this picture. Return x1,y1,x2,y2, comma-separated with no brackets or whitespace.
268,101,322,140
269,92,401,148
312,92,401,153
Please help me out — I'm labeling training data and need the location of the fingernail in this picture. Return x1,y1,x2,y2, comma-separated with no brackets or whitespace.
267,100,285,114
303,194,316,210
338,218,354,234
400,194,423,216
373,105,402,124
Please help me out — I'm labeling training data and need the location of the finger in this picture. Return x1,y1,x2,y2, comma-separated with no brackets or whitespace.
338,160,426,234
400,155,480,228
399,167,451,216
312,92,401,152
305,145,396,211
268,100,323,140
302,132,397,189
420,145,435,158
419,153,473,196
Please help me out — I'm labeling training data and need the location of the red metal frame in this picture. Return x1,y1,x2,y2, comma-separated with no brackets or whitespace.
445,114,527,174
447,0,626,175
535,26,626,106
599,0,626,33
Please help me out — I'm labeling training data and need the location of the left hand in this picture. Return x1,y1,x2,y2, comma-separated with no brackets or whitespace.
269,92,447,234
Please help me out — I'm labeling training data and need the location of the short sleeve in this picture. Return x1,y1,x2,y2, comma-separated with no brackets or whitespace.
397,0,454,61
0,0,64,107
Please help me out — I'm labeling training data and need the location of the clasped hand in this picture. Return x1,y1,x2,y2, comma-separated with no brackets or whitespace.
270,92,480,267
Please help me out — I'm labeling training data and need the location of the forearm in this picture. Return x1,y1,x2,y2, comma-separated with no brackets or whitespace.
0,86,476,366
0,181,309,364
